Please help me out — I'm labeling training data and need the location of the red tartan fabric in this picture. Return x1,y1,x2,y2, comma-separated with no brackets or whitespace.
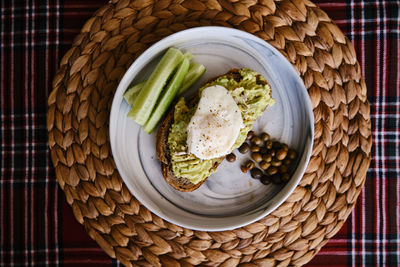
0,0,399,266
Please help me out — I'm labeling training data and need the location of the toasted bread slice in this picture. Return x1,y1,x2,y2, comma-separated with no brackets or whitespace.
156,106,224,191
156,69,272,192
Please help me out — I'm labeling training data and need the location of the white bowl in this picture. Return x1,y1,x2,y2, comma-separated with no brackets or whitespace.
110,27,314,231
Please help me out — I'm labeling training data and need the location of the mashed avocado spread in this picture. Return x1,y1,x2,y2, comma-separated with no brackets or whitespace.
167,69,275,184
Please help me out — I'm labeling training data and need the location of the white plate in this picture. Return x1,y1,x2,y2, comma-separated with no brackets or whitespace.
110,27,314,231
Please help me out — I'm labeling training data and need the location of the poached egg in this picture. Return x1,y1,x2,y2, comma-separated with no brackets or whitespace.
187,85,244,160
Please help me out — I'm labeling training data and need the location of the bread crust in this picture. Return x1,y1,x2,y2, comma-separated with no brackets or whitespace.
156,69,271,192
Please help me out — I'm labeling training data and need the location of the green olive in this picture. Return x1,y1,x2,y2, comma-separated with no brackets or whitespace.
260,161,271,170
251,152,262,163
251,136,262,146
226,153,236,162
238,143,250,154
250,168,263,179
261,132,270,142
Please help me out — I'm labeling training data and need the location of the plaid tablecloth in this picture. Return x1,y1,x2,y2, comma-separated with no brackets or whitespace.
0,0,399,266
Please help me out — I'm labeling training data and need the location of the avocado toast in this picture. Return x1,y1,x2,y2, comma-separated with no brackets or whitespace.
156,68,275,192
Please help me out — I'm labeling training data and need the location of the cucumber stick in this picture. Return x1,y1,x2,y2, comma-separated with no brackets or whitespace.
123,53,192,107
183,52,193,61
128,48,184,125
123,81,145,106
178,62,206,95
143,57,190,134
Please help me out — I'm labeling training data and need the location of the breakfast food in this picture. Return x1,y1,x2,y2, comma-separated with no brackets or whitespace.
156,68,275,192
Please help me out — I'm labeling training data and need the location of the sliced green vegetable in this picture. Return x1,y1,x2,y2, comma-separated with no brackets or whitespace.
143,57,190,134
183,52,193,61
178,62,206,95
124,53,192,107
123,81,145,106
128,47,184,125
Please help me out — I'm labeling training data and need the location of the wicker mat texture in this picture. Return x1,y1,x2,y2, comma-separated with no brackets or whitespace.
47,0,372,266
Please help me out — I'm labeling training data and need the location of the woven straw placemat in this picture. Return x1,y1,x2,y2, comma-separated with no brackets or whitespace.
47,0,371,266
